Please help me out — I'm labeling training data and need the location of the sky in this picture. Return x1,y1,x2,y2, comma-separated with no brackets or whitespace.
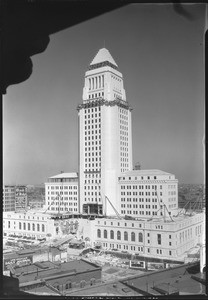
3,3,206,185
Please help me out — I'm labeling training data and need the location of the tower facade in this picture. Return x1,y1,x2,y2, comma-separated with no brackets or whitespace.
78,48,133,216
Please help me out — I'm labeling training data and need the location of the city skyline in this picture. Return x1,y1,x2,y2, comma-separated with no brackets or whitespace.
3,3,205,185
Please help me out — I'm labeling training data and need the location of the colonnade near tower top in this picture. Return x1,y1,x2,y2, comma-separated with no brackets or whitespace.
89,75,104,90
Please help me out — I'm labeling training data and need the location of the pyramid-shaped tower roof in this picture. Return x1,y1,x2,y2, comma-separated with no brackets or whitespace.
90,48,118,67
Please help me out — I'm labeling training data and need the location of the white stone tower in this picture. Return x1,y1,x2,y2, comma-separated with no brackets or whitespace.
77,48,133,216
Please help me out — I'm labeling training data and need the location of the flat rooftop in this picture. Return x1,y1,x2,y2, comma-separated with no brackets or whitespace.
96,211,204,225
119,169,174,176
15,259,100,284
65,262,206,296
48,172,78,179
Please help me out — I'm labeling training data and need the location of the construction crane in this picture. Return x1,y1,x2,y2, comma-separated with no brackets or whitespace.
44,192,61,214
96,182,122,219
96,182,107,217
15,197,27,213
176,195,204,217
104,195,122,220
155,191,174,222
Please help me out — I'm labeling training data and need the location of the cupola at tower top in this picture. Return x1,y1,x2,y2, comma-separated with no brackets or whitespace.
88,48,118,71
82,47,126,102
90,48,118,66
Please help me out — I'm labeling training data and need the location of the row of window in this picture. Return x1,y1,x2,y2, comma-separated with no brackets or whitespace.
121,210,158,216
84,107,101,113
121,192,163,196
17,215,44,220
98,221,143,228
11,222,46,232
120,147,128,152
85,136,101,140
53,277,96,292
85,112,101,119
121,198,160,202
120,125,128,131
168,191,176,195
179,225,202,244
48,186,78,190
102,242,143,252
84,198,101,202
120,136,128,141
48,201,77,205
48,191,78,195
85,157,101,162
121,185,163,189
84,192,100,196
50,207,78,211
97,229,143,242
119,108,128,115
102,242,172,256
119,176,173,181
84,125,101,131
50,197,77,201
121,204,158,209
85,130,101,136
84,119,101,124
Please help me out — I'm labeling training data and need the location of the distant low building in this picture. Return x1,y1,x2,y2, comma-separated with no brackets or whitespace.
12,259,101,295
15,186,28,211
3,185,16,212
3,185,27,212
3,246,67,276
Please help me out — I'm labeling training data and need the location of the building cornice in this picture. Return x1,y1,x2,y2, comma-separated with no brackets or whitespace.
88,60,118,71
77,98,132,112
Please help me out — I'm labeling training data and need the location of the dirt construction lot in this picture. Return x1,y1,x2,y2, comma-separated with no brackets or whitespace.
102,265,145,282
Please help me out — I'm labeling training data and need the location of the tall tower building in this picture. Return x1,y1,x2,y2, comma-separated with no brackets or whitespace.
78,48,133,216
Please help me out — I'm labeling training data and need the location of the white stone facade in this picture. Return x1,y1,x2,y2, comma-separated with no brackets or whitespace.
90,212,204,261
45,172,79,214
78,48,133,216
3,211,56,239
3,210,96,242
118,170,178,218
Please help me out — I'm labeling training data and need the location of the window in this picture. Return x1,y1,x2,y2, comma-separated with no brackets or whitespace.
110,230,114,239
104,230,107,239
117,231,121,240
169,251,172,256
65,282,72,290
19,222,21,230
32,223,35,231
124,231,128,241
139,232,143,242
37,224,40,231
97,229,101,238
80,280,86,288
157,234,161,245
131,232,135,242
42,224,45,232
28,223,30,231
23,222,26,230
